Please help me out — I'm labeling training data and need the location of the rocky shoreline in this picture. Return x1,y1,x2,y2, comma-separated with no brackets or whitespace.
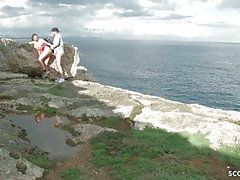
1,38,240,179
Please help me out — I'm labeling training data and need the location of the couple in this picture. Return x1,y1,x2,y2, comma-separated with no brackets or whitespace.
28,27,65,83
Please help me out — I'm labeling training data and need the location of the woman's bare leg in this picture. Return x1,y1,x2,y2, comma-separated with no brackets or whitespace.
38,47,51,71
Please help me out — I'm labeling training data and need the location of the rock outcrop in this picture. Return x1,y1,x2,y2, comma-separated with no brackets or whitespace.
0,117,44,180
1,71,240,150
1,38,240,179
72,80,240,149
0,38,96,81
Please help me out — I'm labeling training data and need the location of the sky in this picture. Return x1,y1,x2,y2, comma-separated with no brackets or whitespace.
0,0,240,42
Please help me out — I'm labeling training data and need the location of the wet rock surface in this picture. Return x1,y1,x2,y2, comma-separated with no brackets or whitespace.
71,124,118,144
1,68,240,179
0,117,44,180
1,70,240,149
0,71,120,179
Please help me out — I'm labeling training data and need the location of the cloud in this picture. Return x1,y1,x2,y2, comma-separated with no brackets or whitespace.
159,13,192,20
0,0,239,42
197,21,239,28
189,0,209,2
218,0,240,9
149,0,179,10
28,0,142,10
0,5,28,18
114,10,152,17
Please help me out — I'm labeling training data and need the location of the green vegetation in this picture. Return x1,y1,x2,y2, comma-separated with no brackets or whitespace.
218,145,240,166
98,116,131,131
35,105,57,115
40,96,51,103
181,132,210,150
48,84,66,97
91,128,240,180
103,116,119,126
60,168,85,180
36,96,57,115
25,151,52,169
48,83,80,98
15,97,56,115
16,105,33,112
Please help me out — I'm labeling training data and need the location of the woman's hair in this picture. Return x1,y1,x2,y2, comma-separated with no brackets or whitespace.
31,33,38,41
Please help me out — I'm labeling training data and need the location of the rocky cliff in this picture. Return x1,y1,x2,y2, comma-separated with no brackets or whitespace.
0,38,96,81
1,38,240,179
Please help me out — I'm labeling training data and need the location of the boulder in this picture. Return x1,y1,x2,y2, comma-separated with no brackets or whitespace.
0,38,96,81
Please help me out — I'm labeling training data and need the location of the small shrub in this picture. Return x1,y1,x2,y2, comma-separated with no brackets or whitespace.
40,96,51,103
25,152,52,169
60,168,85,180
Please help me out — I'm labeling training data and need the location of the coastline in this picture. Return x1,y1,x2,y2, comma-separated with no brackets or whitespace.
1,37,240,179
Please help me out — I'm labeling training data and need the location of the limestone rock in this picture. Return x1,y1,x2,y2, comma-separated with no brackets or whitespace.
0,72,28,80
74,66,97,82
0,38,96,81
72,124,117,144
0,117,44,179
0,148,44,180
72,80,240,149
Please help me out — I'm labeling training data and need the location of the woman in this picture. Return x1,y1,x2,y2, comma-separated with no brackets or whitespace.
50,27,65,83
28,34,52,78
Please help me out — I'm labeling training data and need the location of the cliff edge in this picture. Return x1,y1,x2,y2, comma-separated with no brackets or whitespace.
0,38,96,82
1,38,240,179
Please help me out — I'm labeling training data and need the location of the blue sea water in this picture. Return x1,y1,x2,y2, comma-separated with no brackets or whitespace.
68,38,240,111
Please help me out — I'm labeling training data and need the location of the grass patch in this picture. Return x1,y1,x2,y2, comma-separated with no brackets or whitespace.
16,105,33,112
25,151,52,169
91,128,239,180
97,116,131,131
48,83,80,98
217,145,240,166
35,105,57,115
184,133,210,148
36,96,56,115
40,96,51,103
60,168,85,180
103,116,119,126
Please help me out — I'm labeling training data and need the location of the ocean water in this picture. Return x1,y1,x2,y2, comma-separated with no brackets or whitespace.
69,38,240,111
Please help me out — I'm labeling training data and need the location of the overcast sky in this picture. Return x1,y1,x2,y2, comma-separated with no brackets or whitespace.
0,0,240,42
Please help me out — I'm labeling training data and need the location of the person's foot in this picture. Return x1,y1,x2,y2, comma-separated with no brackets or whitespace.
42,71,49,79
57,78,65,83
55,78,60,82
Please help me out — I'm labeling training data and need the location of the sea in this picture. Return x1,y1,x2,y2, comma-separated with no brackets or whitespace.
66,37,240,112
15,37,240,111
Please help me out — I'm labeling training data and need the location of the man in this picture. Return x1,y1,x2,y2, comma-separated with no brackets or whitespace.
51,27,65,83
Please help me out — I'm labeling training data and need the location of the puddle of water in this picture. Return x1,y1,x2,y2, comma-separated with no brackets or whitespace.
95,116,131,132
6,113,81,161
